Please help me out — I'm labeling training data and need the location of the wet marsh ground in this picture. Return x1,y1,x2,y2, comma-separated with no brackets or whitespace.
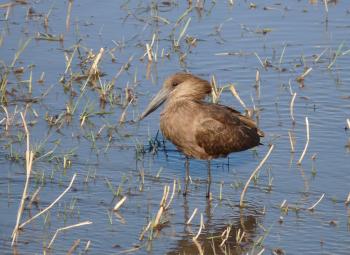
1,0,350,254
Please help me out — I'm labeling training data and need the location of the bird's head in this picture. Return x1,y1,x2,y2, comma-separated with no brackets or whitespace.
139,73,211,120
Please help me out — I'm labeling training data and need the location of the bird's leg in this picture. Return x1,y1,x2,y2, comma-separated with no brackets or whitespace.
183,156,190,196
206,160,211,198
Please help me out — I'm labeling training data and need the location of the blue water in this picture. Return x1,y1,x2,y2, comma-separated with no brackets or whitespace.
0,1,349,254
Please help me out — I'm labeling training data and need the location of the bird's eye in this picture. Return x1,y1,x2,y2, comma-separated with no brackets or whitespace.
172,81,179,87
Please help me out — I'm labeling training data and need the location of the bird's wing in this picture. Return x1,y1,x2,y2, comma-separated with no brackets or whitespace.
195,108,261,157
216,103,265,137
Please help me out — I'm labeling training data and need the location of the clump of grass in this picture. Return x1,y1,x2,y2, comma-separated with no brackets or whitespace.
139,180,176,241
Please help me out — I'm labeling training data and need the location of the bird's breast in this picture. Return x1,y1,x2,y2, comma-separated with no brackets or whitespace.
160,102,207,159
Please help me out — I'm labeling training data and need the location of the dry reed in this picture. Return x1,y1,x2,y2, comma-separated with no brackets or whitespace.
308,193,325,211
240,144,274,207
18,173,77,229
193,238,204,255
193,213,204,241
290,92,297,124
113,196,127,211
345,193,350,205
186,208,198,225
288,131,295,153
229,85,247,110
297,117,310,165
11,112,34,246
296,67,312,83
219,225,231,247
48,221,92,249
255,69,260,99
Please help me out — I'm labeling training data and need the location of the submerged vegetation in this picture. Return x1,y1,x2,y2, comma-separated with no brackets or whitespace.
1,0,350,254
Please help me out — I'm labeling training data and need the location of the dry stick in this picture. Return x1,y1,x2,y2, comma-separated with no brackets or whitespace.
219,182,223,201
48,221,92,249
113,196,127,211
28,187,41,209
240,144,275,207
229,85,247,110
90,48,104,76
211,75,219,103
1,105,10,130
193,213,204,241
307,193,325,211
235,228,245,244
345,193,350,205
301,67,312,79
67,239,80,255
153,185,170,228
119,98,134,124
297,117,310,165
64,46,77,74
160,185,170,206
219,225,231,247
139,221,152,241
255,69,260,99
257,248,265,255
175,7,193,26
150,32,156,48
290,92,297,124
19,173,77,229
11,113,34,246
280,199,287,209
84,240,91,252
254,52,265,69
5,5,11,20
176,17,191,47
315,48,328,63
288,131,295,153
296,67,312,82
146,43,153,62
66,0,73,31
165,179,176,210
279,43,287,66
193,238,204,255
153,206,164,228
186,208,198,225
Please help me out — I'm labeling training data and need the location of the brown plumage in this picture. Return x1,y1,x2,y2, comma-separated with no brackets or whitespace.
140,73,264,197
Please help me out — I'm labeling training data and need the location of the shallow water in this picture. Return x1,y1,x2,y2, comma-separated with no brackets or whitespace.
1,0,350,254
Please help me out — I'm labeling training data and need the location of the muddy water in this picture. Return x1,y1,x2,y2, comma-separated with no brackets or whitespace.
0,1,350,254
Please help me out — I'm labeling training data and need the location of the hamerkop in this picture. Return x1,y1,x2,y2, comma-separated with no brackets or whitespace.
139,73,264,198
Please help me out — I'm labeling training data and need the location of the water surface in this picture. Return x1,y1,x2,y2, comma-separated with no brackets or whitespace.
0,1,350,254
